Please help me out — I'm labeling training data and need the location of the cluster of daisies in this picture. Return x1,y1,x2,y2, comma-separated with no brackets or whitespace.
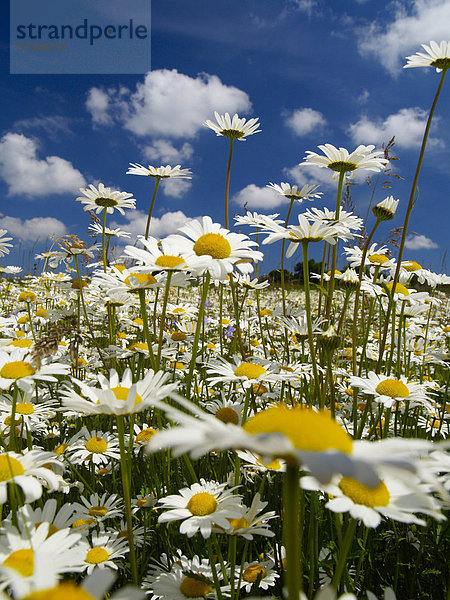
0,39,448,600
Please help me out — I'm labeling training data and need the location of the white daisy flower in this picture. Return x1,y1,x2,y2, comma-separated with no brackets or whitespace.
302,471,444,528
0,230,13,258
214,492,277,540
0,450,64,503
124,235,190,272
349,372,431,409
267,182,322,202
72,493,124,524
0,348,69,393
0,522,84,596
299,143,388,180
236,558,279,592
205,355,286,389
145,558,218,600
204,111,261,140
167,216,263,280
127,163,192,178
78,529,129,574
404,40,450,72
61,367,177,416
76,183,136,215
157,479,243,538
65,427,121,466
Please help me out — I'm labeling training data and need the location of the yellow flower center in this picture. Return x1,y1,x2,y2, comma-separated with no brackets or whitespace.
338,477,390,507
215,406,239,425
3,548,34,577
18,291,36,303
36,306,50,317
243,405,353,454
155,255,185,268
0,455,25,481
85,437,108,453
252,383,268,395
375,379,409,399
136,428,156,443
8,339,33,348
72,518,95,529
111,386,143,406
54,443,68,455
18,316,29,324
172,331,187,341
180,576,213,598
228,516,250,530
402,260,422,272
259,309,273,317
385,282,409,296
94,197,118,208
186,492,217,516
35,521,59,537
15,402,35,415
124,273,157,287
368,254,389,265
327,160,358,173
193,233,231,259
128,342,148,352
234,362,267,380
85,547,109,564
22,582,95,600
0,361,35,380
88,505,108,517
243,564,267,583
256,457,282,470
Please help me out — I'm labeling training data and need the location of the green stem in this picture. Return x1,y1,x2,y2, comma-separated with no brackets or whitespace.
325,171,346,321
377,68,448,373
224,139,234,229
332,518,357,590
137,289,156,370
101,208,108,272
283,464,302,599
145,177,161,240
186,271,211,398
302,242,321,402
156,271,173,369
116,416,138,585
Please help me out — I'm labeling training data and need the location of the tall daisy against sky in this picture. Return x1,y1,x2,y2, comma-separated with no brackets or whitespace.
126,163,192,240
76,182,136,271
377,40,450,372
204,112,261,229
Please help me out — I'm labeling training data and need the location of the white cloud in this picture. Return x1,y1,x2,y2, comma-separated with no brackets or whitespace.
86,69,252,138
349,108,443,149
405,234,438,250
13,115,72,139
284,164,337,190
285,108,326,136
85,88,113,126
358,0,450,74
358,90,370,104
0,215,67,242
292,0,318,16
161,178,192,199
233,184,286,209
0,133,86,197
112,209,194,240
143,140,194,164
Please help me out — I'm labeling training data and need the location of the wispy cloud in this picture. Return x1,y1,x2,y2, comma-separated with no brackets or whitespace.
0,133,85,197
86,69,252,139
357,0,450,74
405,234,438,250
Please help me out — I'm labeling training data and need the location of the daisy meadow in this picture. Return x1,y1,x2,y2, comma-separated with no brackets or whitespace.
157,479,243,538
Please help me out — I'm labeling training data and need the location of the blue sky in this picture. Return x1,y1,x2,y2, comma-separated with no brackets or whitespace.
1,0,449,274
